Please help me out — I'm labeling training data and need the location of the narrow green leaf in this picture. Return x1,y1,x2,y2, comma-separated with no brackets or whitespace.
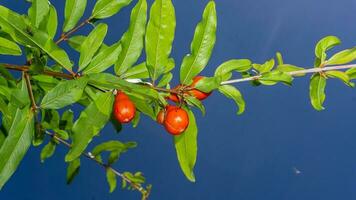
185,96,206,116
65,92,114,162
92,0,133,19
0,108,34,189
40,141,56,163
145,0,176,82
63,0,87,32
276,52,284,65
218,85,245,115
315,36,341,66
79,23,108,71
0,37,22,56
156,73,172,87
180,1,217,85
346,68,356,80
92,141,136,156
121,62,149,79
0,6,73,72
214,59,251,81
41,77,88,109
259,70,293,86
325,47,356,66
115,0,147,75
276,64,305,77
106,169,117,193
309,73,327,111
84,42,122,74
325,70,354,87
87,73,158,99
253,59,275,73
174,108,197,182
194,76,222,93
39,5,58,39
28,0,49,27
66,159,80,184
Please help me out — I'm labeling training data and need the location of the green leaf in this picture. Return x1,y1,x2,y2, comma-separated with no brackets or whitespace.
41,77,88,109
315,36,341,66
156,73,172,87
0,37,21,56
106,169,117,193
259,70,293,86
346,68,356,80
0,108,34,189
145,0,176,82
59,110,74,131
214,59,251,81
276,52,284,65
325,70,354,87
63,0,88,32
121,62,149,79
185,96,205,116
309,73,326,111
276,64,305,77
194,76,222,93
174,108,197,182
83,42,122,74
39,5,58,39
28,0,50,27
218,85,245,115
65,92,114,162
115,0,147,75
91,141,136,156
0,6,73,72
66,158,80,184
79,23,108,71
180,1,217,85
88,73,158,99
325,47,356,66
92,0,133,19
40,141,56,163
253,59,275,73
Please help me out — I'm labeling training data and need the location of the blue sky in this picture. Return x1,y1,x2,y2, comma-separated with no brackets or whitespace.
1,0,356,199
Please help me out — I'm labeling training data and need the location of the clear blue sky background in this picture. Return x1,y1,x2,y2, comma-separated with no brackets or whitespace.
1,0,356,199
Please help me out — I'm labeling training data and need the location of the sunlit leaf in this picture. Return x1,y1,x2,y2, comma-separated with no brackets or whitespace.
214,59,251,81
83,42,122,74
145,0,176,82
180,1,216,85
78,23,108,71
325,70,354,87
325,47,356,66
63,0,87,32
0,37,22,56
0,108,34,189
66,158,80,184
41,77,88,109
65,92,114,162
115,0,147,75
314,36,341,66
174,107,197,182
92,0,133,19
28,0,49,27
40,141,56,163
218,85,245,115
309,73,326,111
106,169,117,193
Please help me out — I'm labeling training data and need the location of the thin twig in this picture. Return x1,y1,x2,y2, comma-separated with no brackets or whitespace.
56,19,91,45
1,64,74,79
24,72,38,111
220,64,356,85
44,131,150,199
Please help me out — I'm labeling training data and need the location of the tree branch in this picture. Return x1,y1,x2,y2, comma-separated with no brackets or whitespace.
220,64,356,85
24,72,38,111
44,131,151,199
56,19,91,45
